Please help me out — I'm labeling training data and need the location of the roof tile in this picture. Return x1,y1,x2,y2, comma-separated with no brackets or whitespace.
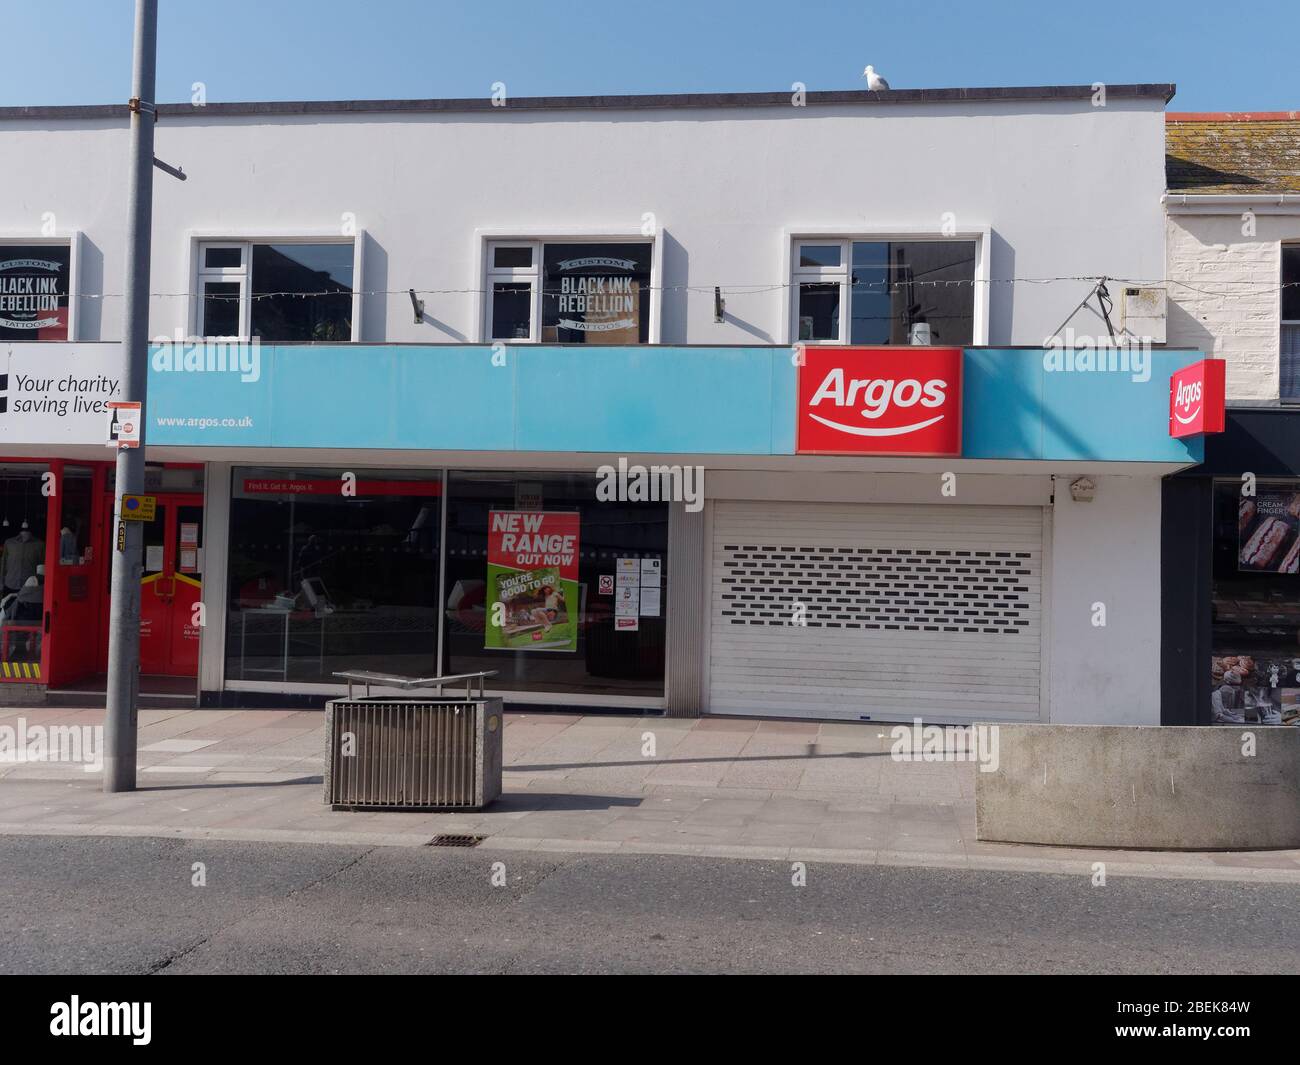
1166,116,1300,194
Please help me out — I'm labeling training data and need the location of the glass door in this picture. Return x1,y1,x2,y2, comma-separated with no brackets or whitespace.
44,461,106,688
137,501,172,675
137,493,203,677
169,503,203,675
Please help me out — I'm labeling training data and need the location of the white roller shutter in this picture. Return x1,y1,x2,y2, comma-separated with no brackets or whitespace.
708,501,1044,723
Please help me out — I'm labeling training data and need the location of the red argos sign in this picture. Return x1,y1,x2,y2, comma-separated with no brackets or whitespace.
1168,358,1226,438
797,346,963,456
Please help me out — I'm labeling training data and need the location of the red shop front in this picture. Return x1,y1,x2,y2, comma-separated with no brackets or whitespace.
0,458,204,697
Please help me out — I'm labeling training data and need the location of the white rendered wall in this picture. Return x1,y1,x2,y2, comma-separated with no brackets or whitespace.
1047,473,1163,725
0,98,1167,347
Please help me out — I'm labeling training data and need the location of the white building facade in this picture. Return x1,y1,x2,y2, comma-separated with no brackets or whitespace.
0,85,1206,726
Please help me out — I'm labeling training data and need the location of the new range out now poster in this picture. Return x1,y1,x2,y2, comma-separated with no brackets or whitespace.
486,510,580,652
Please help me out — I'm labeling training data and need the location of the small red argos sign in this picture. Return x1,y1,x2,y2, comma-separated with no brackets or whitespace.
797,346,963,456
1169,358,1226,438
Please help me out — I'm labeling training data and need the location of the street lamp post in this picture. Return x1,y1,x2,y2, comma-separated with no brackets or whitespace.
103,0,158,793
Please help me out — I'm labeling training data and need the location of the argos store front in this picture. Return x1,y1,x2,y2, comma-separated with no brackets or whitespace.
698,345,1210,724
133,340,1211,725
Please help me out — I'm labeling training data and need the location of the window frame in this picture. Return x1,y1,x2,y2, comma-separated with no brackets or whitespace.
1281,242,1300,403
196,242,250,338
0,233,81,342
784,228,989,346
477,230,661,344
485,241,541,343
188,233,362,342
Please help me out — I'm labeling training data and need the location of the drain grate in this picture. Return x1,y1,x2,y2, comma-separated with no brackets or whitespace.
426,834,486,848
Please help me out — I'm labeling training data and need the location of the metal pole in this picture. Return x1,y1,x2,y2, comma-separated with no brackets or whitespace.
104,0,158,792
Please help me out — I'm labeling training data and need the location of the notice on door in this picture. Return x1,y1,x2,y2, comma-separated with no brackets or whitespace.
639,586,661,617
614,557,640,631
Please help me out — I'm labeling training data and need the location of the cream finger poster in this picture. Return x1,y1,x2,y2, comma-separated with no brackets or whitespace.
1238,489,1300,573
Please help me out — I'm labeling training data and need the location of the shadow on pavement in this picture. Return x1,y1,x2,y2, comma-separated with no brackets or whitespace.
511,749,886,773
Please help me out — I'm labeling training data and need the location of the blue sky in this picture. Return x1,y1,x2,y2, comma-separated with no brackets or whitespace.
2,0,1296,111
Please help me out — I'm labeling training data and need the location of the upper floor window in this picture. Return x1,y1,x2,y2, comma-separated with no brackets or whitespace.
486,240,652,343
0,242,72,341
198,241,354,341
792,238,976,345
1281,244,1300,402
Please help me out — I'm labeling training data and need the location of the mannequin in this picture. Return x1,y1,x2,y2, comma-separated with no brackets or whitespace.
13,573,43,621
2,528,44,596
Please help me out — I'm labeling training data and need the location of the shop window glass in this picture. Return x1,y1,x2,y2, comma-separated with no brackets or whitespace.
792,239,976,344
799,244,841,268
493,246,533,269
0,464,50,667
204,246,242,269
443,472,668,696
225,468,442,683
798,282,840,341
201,281,241,337
1282,246,1300,401
58,466,94,565
250,244,353,342
1210,480,1300,726
0,243,71,341
490,282,532,340
197,242,354,341
850,240,975,345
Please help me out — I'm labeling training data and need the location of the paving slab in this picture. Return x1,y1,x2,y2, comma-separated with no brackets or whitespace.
0,707,1298,884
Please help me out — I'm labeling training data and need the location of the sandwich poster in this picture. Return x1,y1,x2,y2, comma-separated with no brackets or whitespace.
486,510,580,652
1238,489,1300,573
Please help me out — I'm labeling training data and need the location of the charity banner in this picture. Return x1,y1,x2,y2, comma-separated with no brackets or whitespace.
0,343,126,444
486,510,580,652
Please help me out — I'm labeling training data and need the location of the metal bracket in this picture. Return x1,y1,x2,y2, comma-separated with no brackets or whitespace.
409,288,425,324
152,157,186,181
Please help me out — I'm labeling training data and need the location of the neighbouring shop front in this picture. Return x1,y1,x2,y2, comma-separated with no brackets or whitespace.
1163,407,1300,727
0,458,204,694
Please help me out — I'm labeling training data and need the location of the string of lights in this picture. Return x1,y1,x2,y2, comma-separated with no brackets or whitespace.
66,277,1300,300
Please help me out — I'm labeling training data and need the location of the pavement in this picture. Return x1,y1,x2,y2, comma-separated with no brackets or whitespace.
2,705,1299,884
5,835,1296,974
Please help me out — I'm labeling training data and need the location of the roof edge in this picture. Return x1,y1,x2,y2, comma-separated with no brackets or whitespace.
0,83,1177,121
1167,111,1299,122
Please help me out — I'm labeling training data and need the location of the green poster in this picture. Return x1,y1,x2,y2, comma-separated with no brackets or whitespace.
485,510,580,652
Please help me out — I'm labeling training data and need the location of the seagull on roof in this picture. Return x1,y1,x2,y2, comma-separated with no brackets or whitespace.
863,65,890,91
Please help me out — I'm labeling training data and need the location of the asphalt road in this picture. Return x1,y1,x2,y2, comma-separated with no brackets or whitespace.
1,835,1296,974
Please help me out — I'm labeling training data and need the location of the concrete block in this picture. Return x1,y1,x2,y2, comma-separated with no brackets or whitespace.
976,724,1300,850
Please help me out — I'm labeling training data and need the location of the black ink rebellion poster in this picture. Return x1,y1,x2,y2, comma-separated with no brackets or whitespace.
0,245,71,341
